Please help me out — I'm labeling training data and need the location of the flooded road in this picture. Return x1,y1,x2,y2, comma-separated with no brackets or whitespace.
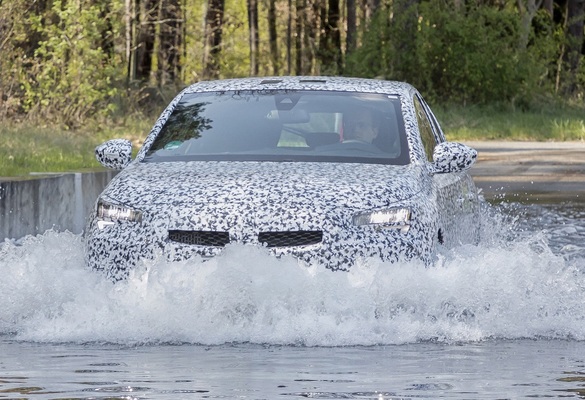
2,201,585,399
2,340,585,399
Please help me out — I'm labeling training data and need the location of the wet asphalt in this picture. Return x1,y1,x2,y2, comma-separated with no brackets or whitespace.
464,141,585,203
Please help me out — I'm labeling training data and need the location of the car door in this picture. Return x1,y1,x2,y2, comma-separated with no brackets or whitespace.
413,94,479,247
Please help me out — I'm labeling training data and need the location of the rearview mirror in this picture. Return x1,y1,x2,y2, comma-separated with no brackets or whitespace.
266,109,310,124
432,142,477,174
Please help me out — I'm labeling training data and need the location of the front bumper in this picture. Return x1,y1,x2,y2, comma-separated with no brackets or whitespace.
84,215,432,281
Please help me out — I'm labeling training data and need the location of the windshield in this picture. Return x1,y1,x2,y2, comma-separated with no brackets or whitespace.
143,90,410,165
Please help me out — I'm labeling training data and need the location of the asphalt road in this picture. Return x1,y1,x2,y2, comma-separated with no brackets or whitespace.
463,141,585,203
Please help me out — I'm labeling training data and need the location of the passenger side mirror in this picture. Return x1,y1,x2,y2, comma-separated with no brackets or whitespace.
95,139,133,169
432,142,477,174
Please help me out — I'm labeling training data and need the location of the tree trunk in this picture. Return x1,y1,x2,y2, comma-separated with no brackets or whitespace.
156,0,182,86
564,0,585,94
287,0,292,74
318,0,327,60
305,0,317,74
517,0,544,49
346,0,356,53
321,0,341,74
136,0,157,83
365,0,380,22
99,1,115,59
203,0,225,79
268,0,280,75
125,0,135,85
295,0,303,74
543,0,553,16
247,0,259,76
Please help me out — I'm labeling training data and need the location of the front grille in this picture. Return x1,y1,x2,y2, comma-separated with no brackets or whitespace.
258,230,323,248
168,230,230,247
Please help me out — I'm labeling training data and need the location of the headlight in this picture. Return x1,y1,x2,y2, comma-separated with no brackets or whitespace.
352,208,411,232
96,198,142,230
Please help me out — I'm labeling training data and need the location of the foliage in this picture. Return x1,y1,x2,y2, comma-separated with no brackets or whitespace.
17,0,124,128
0,0,583,130
345,0,562,107
219,0,253,78
0,0,32,118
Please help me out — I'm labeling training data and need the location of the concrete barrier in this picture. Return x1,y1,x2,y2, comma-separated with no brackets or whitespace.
0,171,118,240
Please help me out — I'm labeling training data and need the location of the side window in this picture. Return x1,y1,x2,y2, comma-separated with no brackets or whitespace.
420,98,446,143
413,96,436,162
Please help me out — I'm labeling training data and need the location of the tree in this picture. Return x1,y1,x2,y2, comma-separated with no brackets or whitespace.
135,0,157,82
517,0,544,49
319,0,342,74
18,0,122,126
346,0,356,54
267,0,280,74
564,0,585,94
156,0,183,86
203,0,225,79
1,0,584,125
125,0,135,84
247,0,259,75
286,0,292,73
295,0,304,74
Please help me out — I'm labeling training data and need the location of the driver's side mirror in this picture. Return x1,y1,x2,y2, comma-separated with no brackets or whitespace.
432,141,477,174
95,139,133,169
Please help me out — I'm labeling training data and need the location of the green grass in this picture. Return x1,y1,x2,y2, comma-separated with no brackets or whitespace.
0,120,151,178
436,104,585,141
1,104,584,177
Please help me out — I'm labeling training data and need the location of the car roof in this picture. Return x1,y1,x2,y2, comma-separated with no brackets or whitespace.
182,76,417,97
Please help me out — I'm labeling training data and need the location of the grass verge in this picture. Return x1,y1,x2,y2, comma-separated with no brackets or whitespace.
1,104,584,178
436,103,585,141
0,119,151,178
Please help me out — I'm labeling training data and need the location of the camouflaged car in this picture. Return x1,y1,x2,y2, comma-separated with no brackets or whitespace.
85,76,481,280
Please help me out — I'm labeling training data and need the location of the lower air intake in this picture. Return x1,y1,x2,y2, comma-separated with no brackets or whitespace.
168,230,230,247
258,231,323,248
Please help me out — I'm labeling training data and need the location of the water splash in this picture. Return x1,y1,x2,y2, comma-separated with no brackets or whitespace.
1,203,584,346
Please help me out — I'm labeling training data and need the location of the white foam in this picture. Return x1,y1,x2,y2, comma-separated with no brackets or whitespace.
1,209,584,346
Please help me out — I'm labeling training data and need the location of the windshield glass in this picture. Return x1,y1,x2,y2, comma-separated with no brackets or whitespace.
143,90,409,165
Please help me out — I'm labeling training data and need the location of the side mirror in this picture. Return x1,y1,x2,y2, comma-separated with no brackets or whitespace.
95,139,133,169
432,142,477,174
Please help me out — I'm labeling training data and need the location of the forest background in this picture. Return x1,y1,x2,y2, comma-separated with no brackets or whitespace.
0,0,584,176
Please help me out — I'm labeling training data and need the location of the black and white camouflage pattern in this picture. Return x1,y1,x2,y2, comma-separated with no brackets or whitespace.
95,139,133,170
85,76,481,281
432,142,478,173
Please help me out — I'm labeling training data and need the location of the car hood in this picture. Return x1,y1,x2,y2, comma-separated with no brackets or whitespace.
106,161,424,207
102,161,427,233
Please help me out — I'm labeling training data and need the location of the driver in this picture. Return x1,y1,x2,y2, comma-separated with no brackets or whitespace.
342,107,379,144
